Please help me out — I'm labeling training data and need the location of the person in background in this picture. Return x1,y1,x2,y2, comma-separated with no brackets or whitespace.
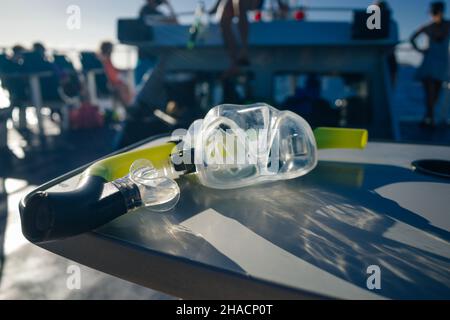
210,0,289,76
411,1,450,128
11,45,26,64
135,0,177,87
33,42,68,79
98,41,134,106
31,42,59,72
30,42,55,74
139,0,177,23
32,42,47,59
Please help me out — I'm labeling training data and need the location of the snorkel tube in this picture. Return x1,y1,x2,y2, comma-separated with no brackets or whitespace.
20,103,368,243
20,142,181,243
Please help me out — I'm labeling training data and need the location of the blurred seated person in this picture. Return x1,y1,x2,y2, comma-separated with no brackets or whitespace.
11,45,26,64
32,42,69,81
32,42,47,59
282,75,321,118
98,41,134,106
135,0,178,88
139,0,177,24
210,0,289,76
30,42,56,71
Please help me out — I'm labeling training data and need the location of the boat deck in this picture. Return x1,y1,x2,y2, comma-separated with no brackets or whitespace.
1,108,449,299
0,117,173,299
17,132,450,299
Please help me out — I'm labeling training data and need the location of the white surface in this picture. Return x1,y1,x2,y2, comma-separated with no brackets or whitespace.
376,182,450,232
319,142,450,169
182,208,383,300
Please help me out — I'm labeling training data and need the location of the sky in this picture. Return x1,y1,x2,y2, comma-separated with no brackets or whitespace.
0,0,448,66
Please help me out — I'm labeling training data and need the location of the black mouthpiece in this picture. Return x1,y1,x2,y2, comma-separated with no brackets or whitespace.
20,176,129,243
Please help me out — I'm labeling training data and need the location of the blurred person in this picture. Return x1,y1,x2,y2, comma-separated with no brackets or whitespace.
411,1,450,128
31,42,56,71
32,42,47,59
69,85,104,130
32,42,67,79
210,0,289,76
135,0,178,87
11,45,26,64
139,0,177,23
31,42,71,121
98,41,134,106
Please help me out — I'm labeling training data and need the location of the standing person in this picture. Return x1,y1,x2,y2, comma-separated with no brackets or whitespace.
410,1,450,128
98,41,134,106
210,0,288,76
135,0,177,87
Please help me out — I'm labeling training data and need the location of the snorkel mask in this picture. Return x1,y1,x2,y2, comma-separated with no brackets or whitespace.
175,103,318,189
20,103,368,243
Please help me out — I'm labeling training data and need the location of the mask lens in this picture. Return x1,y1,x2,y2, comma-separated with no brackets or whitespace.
189,104,317,189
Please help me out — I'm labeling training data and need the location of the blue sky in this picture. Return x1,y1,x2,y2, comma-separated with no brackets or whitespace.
0,0,448,50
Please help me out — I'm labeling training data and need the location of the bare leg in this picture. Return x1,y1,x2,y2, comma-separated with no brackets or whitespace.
236,0,261,64
431,80,442,124
237,0,249,62
422,79,441,126
220,0,238,64
432,80,443,115
423,80,434,120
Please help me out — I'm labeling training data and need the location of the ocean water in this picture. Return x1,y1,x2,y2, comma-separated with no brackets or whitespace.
273,64,450,123
393,65,450,123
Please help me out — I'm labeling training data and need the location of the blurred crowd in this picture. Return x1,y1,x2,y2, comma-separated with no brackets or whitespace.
0,0,449,152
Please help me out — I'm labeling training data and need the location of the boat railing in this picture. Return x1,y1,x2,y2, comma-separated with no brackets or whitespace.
174,5,361,18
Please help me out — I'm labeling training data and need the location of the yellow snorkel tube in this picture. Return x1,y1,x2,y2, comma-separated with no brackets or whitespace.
85,142,177,182
20,104,367,243
313,127,368,150
87,127,367,182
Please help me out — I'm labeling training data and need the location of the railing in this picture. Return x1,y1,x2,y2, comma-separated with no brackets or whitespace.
175,6,360,17
0,45,137,71
173,5,359,25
